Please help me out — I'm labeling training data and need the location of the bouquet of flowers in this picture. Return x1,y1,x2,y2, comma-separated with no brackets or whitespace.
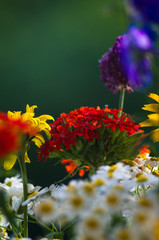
0,0,159,239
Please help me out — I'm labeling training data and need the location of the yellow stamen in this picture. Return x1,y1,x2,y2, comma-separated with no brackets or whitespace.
28,191,38,199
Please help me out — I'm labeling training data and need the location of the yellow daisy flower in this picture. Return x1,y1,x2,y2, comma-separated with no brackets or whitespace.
4,104,54,170
140,93,159,143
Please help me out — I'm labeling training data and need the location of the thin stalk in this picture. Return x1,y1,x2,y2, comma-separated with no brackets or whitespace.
62,219,77,232
18,151,28,238
28,214,52,232
118,88,125,116
51,222,58,232
57,218,62,232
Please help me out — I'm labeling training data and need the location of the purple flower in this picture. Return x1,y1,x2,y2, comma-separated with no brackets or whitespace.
121,26,153,89
131,0,159,24
99,36,133,94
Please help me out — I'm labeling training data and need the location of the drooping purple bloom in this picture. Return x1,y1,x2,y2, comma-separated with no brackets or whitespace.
131,0,159,24
99,36,133,94
121,26,153,89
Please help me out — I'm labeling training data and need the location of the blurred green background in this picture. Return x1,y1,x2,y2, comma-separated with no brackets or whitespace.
0,0,159,238
0,0,159,194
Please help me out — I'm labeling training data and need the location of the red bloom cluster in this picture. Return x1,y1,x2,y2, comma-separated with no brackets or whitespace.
103,112,141,135
0,113,30,159
38,106,141,163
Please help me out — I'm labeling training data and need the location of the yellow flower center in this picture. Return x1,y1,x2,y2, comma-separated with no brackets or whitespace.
84,218,100,230
116,229,132,240
93,206,106,216
70,196,84,209
39,202,54,214
83,183,94,195
66,185,77,192
6,181,12,187
138,198,153,209
133,212,148,223
108,171,114,178
106,194,120,206
28,191,38,198
92,178,105,186
113,184,125,191
153,219,159,240
153,170,159,177
110,165,119,171
136,173,148,182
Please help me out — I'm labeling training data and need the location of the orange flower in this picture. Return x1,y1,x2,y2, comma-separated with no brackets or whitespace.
61,159,90,177
0,113,28,159
138,145,151,158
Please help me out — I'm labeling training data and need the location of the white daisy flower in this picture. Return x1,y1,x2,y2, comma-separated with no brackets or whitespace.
22,187,48,206
33,196,57,224
0,213,8,227
4,175,22,187
78,214,104,237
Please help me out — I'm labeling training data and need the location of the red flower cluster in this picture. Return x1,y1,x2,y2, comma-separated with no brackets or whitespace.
38,106,141,174
0,113,30,159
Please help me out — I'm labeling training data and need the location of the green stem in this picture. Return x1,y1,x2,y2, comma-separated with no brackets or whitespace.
62,219,77,232
118,88,125,116
51,222,58,232
28,214,52,232
18,151,28,238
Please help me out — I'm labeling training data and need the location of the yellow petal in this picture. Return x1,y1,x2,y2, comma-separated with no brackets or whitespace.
22,112,34,121
148,93,159,103
31,118,51,132
4,154,17,170
32,134,45,147
148,113,159,121
142,104,159,113
43,129,51,140
7,111,22,120
140,118,159,127
24,152,31,163
38,115,54,122
26,105,37,114
30,118,41,128
151,129,159,143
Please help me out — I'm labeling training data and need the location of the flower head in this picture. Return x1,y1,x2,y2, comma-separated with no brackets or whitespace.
3,105,54,170
140,93,159,142
7,104,54,145
121,26,153,90
131,0,159,24
33,197,56,223
38,106,142,174
0,113,28,159
99,36,133,94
